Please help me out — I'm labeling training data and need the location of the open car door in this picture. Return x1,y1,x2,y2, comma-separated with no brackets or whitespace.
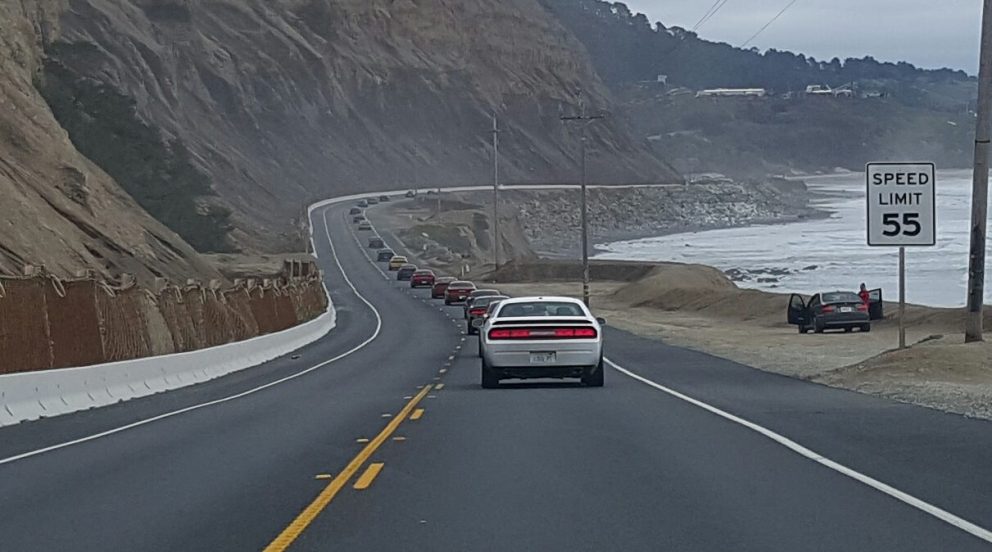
868,288,884,320
787,294,807,325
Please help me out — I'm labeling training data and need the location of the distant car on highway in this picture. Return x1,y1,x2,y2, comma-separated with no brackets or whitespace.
788,291,871,334
368,237,385,249
353,215,365,223
479,296,605,388
444,281,477,305
463,289,502,318
376,249,395,262
358,221,373,231
349,207,362,215
358,199,368,208
367,197,379,205
405,190,416,198
410,269,436,288
388,255,408,271
466,295,509,335
397,264,417,281
379,195,390,202
432,276,456,299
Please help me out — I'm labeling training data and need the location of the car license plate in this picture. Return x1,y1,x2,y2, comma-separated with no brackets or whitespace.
530,352,556,364
840,307,853,313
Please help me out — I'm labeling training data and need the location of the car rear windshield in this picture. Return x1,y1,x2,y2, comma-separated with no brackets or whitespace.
497,301,585,317
823,292,861,304
449,282,474,289
472,296,507,307
414,270,433,275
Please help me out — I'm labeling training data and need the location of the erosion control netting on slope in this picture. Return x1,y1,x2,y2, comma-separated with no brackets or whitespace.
0,261,327,375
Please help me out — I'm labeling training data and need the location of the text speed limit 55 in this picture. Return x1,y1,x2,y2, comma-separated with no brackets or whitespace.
866,162,936,247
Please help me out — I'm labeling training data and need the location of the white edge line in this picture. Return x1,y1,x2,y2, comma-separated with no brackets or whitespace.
604,358,992,544
0,206,383,467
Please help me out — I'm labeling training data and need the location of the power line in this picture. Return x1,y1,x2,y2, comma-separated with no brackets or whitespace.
693,0,731,32
741,0,801,48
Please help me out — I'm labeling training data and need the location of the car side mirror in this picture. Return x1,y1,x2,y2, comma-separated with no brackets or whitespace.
596,317,607,325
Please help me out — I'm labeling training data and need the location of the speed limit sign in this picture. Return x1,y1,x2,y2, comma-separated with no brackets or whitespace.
866,162,936,246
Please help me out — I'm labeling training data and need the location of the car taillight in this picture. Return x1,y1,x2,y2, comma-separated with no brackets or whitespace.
469,308,486,316
554,328,598,338
857,303,869,312
488,327,598,340
489,328,530,339
821,306,835,313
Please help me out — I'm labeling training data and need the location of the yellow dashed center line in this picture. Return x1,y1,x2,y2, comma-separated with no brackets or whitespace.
353,463,385,490
410,408,425,421
263,384,433,552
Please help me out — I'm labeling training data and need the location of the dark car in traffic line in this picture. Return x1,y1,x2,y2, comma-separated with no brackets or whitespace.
367,197,379,205
444,281,477,305
379,195,390,202
349,207,362,215
358,221,373,231
463,289,502,318
432,277,456,299
353,215,365,223
405,190,416,198
376,249,395,262
368,237,385,249
397,264,418,281
410,269,436,288
358,199,368,208
466,295,509,335
788,291,872,334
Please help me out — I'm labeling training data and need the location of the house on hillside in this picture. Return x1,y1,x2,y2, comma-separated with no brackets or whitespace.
695,88,767,98
805,84,853,98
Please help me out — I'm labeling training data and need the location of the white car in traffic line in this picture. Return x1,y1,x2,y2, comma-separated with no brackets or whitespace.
478,296,605,388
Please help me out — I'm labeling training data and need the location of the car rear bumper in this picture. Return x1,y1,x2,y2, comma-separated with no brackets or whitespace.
821,313,870,326
483,341,602,371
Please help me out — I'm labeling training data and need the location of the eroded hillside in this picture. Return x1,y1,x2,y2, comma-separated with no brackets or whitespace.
0,0,219,281
51,0,680,251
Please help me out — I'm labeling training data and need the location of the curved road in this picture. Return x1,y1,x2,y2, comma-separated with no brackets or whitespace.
1,199,991,551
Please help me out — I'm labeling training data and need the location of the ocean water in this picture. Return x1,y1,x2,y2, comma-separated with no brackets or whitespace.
595,170,992,307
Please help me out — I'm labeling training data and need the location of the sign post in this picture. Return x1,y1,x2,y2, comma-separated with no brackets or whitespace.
866,162,936,349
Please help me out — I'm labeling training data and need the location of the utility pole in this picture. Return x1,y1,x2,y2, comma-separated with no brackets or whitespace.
966,0,992,343
492,112,501,281
561,94,605,307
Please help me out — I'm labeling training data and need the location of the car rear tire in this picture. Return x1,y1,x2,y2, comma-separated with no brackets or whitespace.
582,358,605,387
844,326,852,333
861,324,871,333
814,319,825,334
481,359,499,389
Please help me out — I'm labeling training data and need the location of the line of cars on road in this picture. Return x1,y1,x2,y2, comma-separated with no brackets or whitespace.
355,199,605,388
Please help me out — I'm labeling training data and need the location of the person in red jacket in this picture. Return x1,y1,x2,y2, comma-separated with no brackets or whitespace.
859,283,871,305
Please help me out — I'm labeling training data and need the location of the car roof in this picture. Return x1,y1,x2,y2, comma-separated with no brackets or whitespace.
414,269,433,274
390,255,407,259
449,281,475,286
497,296,584,305
471,289,500,294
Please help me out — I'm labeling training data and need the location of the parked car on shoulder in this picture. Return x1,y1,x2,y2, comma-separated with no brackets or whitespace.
368,237,385,249
432,277,456,299
377,249,395,262
388,255,408,271
788,291,872,334
411,269,436,288
397,264,417,281
444,281,477,305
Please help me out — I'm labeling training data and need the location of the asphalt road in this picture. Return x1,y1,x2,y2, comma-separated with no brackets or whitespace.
1,200,991,551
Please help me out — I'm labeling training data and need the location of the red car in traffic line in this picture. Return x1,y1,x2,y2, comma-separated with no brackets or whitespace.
411,269,436,288
444,281,477,305
432,277,457,299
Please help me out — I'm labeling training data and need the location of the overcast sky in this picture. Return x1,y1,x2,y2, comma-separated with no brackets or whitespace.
620,0,982,73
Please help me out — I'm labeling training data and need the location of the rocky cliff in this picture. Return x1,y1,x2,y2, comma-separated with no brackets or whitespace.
49,0,681,251
0,0,219,281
